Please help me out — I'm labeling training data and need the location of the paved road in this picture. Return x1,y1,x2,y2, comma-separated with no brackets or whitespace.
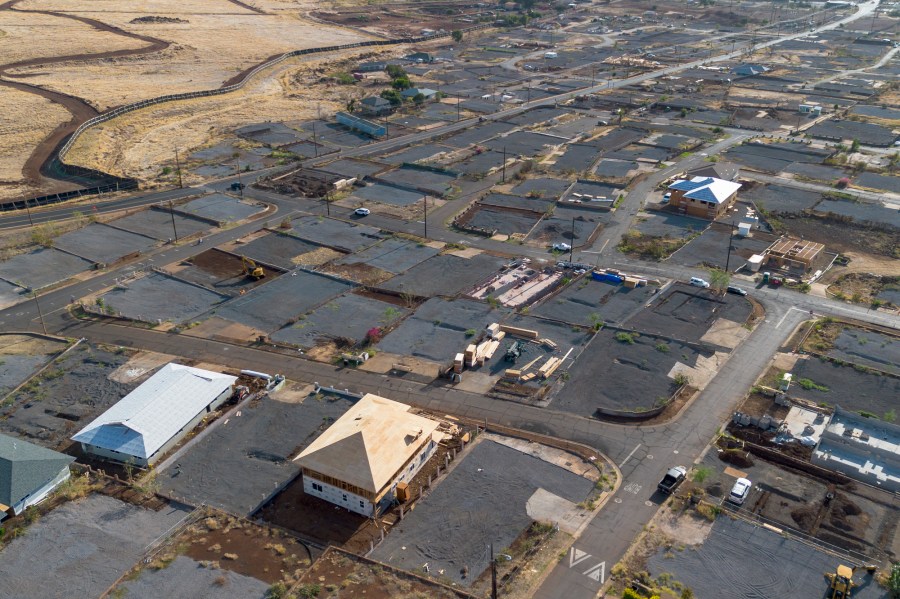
0,186,200,230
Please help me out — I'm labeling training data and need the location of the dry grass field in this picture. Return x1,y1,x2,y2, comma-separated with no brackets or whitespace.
0,0,374,200
0,10,146,65
9,2,369,110
64,47,402,185
0,86,70,201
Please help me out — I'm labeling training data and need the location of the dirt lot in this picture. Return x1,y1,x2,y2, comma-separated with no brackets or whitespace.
827,273,900,309
803,320,900,376
775,213,900,259
0,333,68,398
0,342,139,450
165,248,280,294
294,547,479,599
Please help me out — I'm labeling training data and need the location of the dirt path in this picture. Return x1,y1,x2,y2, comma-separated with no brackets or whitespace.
0,0,172,192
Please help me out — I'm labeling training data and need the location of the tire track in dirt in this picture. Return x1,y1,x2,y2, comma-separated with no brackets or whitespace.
0,0,171,190
223,0,267,15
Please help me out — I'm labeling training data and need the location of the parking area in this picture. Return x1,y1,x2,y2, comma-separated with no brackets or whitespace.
782,355,899,416
378,297,508,363
646,517,888,599
160,392,356,516
379,252,505,298
0,494,190,599
289,216,383,252
0,247,92,290
55,223,157,264
350,182,424,207
532,277,656,326
626,285,752,345
98,271,228,324
371,438,594,586
110,208,212,241
270,291,409,349
113,556,268,599
234,231,321,270
336,236,440,274
633,212,706,238
213,270,353,333
177,194,263,223
554,329,707,416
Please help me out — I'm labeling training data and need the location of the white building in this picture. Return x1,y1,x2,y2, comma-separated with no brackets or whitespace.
293,394,439,517
72,363,237,467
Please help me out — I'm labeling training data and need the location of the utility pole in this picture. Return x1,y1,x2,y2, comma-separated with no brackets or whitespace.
725,221,734,273
423,194,428,239
490,544,498,599
323,176,331,217
174,148,183,188
457,95,461,122
24,199,34,228
235,159,244,198
32,290,47,335
569,217,575,263
313,122,319,157
502,146,507,183
168,201,179,243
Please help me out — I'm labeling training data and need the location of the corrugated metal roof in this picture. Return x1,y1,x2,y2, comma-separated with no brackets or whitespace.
671,176,741,204
0,433,74,509
294,394,439,494
71,364,236,460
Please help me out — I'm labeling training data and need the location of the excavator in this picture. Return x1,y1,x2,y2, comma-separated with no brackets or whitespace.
241,255,265,280
825,565,855,599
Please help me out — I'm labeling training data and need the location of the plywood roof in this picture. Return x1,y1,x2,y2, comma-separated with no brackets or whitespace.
294,394,439,494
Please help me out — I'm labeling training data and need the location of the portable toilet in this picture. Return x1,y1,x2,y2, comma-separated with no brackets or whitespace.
762,271,770,284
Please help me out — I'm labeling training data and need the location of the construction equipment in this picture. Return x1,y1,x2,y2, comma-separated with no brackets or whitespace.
505,341,522,363
825,565,855,598
241,255,265,280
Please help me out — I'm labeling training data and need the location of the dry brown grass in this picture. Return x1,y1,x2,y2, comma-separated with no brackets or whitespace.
64,48,397,184
0,9,146,65
0,86,70,199
11,2,369,110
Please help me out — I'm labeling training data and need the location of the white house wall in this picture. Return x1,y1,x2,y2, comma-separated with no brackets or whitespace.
11,466,71,515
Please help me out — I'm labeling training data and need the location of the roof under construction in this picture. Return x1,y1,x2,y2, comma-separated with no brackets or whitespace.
294,394,439,495
767,237,824,264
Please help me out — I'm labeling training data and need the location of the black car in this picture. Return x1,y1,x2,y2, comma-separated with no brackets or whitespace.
727,285,747,296
230,182,246,191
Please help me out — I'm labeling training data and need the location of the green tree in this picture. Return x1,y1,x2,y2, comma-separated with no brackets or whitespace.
391,75,412,91
346,98,356,113
709,269,730,295
413,92,426,105
850,138,861,152
451,29,463,43
385,64,406,79
380,89,402,106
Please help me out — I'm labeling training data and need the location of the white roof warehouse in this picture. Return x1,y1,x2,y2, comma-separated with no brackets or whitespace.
72,363,237,467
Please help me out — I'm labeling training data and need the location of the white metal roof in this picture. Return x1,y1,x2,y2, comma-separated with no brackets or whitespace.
72,363,236,460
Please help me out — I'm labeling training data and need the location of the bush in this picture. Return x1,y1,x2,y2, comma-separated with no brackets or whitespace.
655,342,670,353
615,332,635,344
797,378,829,392
692,466,711,483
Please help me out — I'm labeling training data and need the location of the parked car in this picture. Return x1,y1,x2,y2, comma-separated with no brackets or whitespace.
662,192,671,204
727,285,747,296
354,207,370,216
689,277,710,288
230,182,245,191
728,477,752,505
552,242,572,252
658,466,687,494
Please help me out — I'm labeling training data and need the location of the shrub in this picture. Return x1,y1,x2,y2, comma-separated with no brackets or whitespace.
655,342,670,353
692,466,711,483
797,378,829,392
615,332,635,344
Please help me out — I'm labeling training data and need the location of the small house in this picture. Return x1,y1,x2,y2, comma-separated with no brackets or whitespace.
0,434,74,519
667,176,741,219
293,394,440,517
360,96,392,117
401,87,438,102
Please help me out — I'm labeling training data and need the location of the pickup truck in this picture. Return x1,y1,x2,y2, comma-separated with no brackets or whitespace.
658,466,687,494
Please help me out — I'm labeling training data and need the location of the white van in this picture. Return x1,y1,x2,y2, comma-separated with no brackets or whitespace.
728,477,752,505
